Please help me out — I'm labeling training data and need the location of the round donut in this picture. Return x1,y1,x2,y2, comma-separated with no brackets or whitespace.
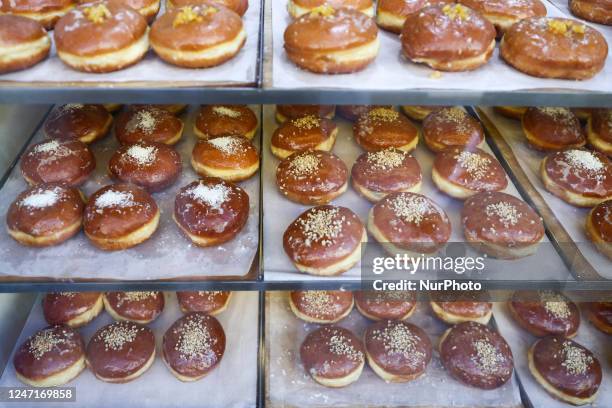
83,183,160,250
13,325,85,387
500,17,608,80
494,106,527,120
115,105,184,146
7,183,84,247
283,205,367,276
118,0,160,22
194,105,258,140
300,326,365,387
401,4,496,71
569,0,611,25
540,149,612,207
270,115,338,159
176,291,232,315
528,336,602,405
276,150,348,205
191,135,259,182
42,292,103,328
284,6,379,74
276,105,335,122
103,291,164,324
584,301,612,334
150,104,188,115
54,2,148,73
174,177,250,247
439,321,514,389
587,109,612,156
21,139,95,187
150,3,246,68
401,105,444,121
508,290,580,337
353,107,419,152
0,15,50,74
522,107,585,151
44,104,112,144
429,291,493,324
353,291,417,321
162,312,226,382
586,200,612,259
288,0,374,18
288,290,354,324
422,107,485,152
376,0,454,34
351,148,422,202
166,0,248,16
337,105,390,122
0,0,74,30
458,0,546,34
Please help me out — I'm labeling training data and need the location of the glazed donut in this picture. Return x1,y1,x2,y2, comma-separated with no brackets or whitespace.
284,6,379,74
458,0,546,34
118,0,160,22
540,149,612,207
401,105,444,121
429,291,492,324
174,178,250,247
166,0,248,16
528,337,602,405
0,15,50,74
368,192,451,256
283,205,367,276
54,2,148,73
150,3,246,68
176,291,232,315
354,291,417,321
494,106,527,120
300,326,365,387
44,104,112,144
508,290,580,337
42,292,103,328
276,150,348,205
569,0,611,25
336,105,390,122
439,321,514,389
376,0,453,34
432,147,508,199
364,320,432,382
401,4,496,71
584,301,612,334
462,192,545,259
351,149,422,202
162,312,226,381
103,291,164,324
6,183,84,247
115,105,184,146
103,104,122,112
587,109,612,156
13,326,85,387
0,0,74,29
191,135,260,182
353,107,419,152
194,105,258,140
422,107,485,152
287,0,374,18
522,107,585,151
270,115,338,159
155,104,188,115
288,290,354,324
83,183,160,250
275,105,335,122
586,200,612,259
500,18,608,80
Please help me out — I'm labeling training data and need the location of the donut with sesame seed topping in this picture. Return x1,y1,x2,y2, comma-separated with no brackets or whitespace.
194,105,258,140
103,291,165,324
586,200,612,260
354,107,419,152
289,290,354,323
276,105,335,122
177,291,232,315
422,107,485,152
115,105,184,146
522,107,586,151
354,290,417,321
191,135,259,182
429,290,492,324
271,115,338,159
587,109,612,156
337,105,390,122
401,105,445,121
43,292,103,328
44,104,112,144
508,290,580,337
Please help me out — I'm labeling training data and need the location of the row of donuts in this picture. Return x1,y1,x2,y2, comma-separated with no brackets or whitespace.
13,291,232,387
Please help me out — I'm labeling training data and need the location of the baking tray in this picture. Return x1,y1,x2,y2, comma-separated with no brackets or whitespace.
0,105,261,282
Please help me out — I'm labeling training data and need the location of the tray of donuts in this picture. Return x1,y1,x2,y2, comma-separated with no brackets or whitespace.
0,0,260,86
0,291,259,408
0,103,261,281
262,104,571,282
476,106,612,281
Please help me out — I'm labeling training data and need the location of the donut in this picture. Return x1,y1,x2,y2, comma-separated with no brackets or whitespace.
54,2,148,73
13,326,85,387
275,105,335,122
0,15,50,74
458,0,546,34
401,105,444,121
429,291,492,324
288,290,354,323
283,205,367,276
586,200,612,259
584,301,612,334
86,321,155,383
103,104,122,112
528,337,602,405
191,135,260,182
572,108,595,121
166,0,248,16
108,141,182,192
500,18,608,80
6,184,84,247
150,3,246,68
276,150,348,205
153,104,188,115
351,148,422,202
368,192,451,256
194,105,258,140
462,192,545,259
44,104,112,144
21,139,95,187
376,0,454,34
401,5,496,71
494,106,527,120
540,149,612,207
176,291,232,315
0,0,74,30
364,320,432,382
508,290,580,337
284,6,379,74
439,321,514,389
103,291,164,324
270,115,338,159
174,177,249,247
300,326,365,387
119,0,160,22
522,107,586,151
287,0,374,18
432,147,508,199
336,105,390,122
587,109,612,156
42,292,103,328
83,184,160,250
353,107,419,152
115,105,184,146
422,107,485,152
353,291,417,320
569,0,611,25
162,312,226,381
